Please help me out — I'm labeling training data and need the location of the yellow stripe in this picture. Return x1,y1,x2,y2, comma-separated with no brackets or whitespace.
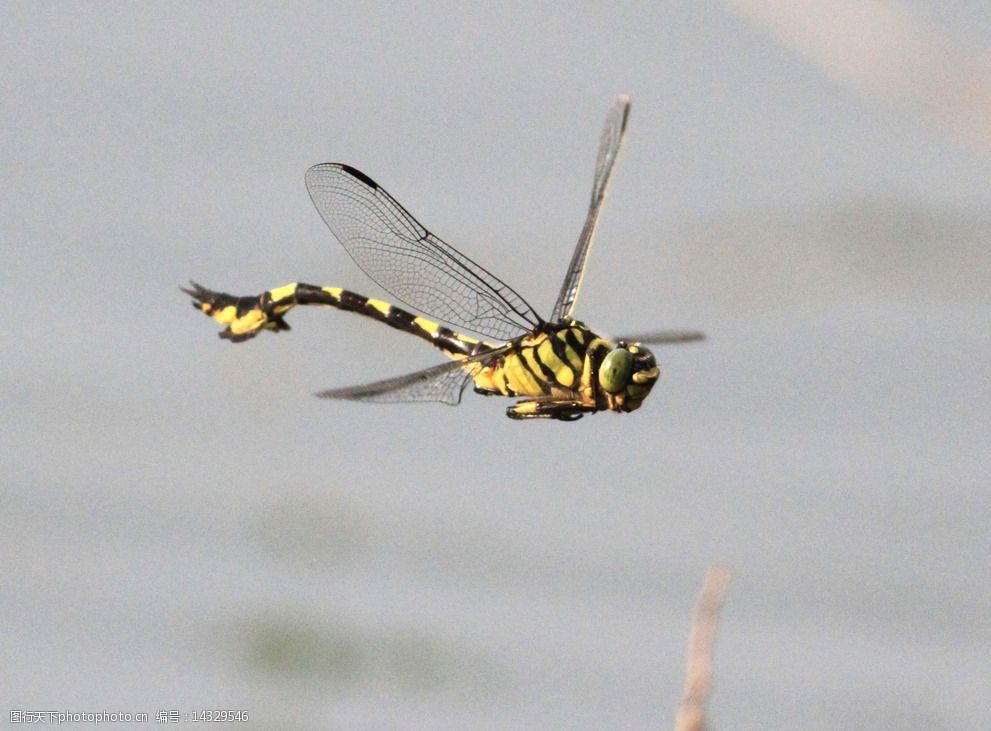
580,355,595,400
366,298,392,316
521,348,545,381
471,367,503,394
412,315,440,335
472,370,494,390
212,305,238,325
412,315,481,347
504,355,541,394
268,283,298,302
321,286,343,298
229,308,267,335
556,330,583,371
537,338,574,388
564,345,582,372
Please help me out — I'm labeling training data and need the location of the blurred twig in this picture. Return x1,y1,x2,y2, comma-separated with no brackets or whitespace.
673,565,730,731
724,0,991,154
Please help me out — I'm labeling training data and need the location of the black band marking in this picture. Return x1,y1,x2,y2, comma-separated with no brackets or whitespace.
564,328,586,357
340,164,379,190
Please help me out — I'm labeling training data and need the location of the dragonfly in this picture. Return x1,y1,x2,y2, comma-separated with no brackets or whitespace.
184,94,703,420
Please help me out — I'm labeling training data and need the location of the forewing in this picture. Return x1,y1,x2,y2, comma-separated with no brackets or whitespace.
305,163,543,340
314,346,511,405
618,330,706,345
551,94,631,322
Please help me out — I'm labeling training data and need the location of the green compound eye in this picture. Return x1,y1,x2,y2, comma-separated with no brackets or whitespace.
599,348,633,393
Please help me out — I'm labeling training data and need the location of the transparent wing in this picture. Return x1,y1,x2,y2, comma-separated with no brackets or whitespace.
551,94,631,322
314,346,511,405
305,163,543,341
618,330,706,345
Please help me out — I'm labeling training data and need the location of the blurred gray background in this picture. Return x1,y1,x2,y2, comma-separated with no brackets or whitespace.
3,2,989,729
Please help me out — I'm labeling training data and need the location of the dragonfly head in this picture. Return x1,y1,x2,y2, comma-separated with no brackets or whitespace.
598,342,660,412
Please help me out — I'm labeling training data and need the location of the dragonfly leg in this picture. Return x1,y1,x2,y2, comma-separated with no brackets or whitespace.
506,399,596,421
473,385,503,397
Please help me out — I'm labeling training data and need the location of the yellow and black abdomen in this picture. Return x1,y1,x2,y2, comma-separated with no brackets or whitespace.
184,281,491,357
